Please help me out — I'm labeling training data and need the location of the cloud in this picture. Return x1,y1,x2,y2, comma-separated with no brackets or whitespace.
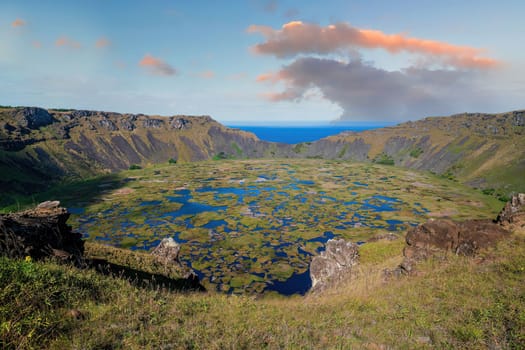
11,18,26,27
139,54,177,76
248,21,499,69
198,70,215,79
95,37,111,48
55,36,81,49
259,57,496,120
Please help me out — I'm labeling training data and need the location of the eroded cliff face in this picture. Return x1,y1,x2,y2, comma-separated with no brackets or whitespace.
1,107,523,205
296,110,525,192
0,107,293,202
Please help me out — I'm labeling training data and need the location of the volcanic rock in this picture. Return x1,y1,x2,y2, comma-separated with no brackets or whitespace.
150,237,181,265
496,193,525,227
0,201,84,264
310,239,359,293
14,107,55,129
400,218,509,273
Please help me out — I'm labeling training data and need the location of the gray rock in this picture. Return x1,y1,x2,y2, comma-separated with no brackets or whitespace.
120,117,136,131
151,238,180,264
142,118,164,129
170,117,191,130
14,107,55,129
0,202,84,265
310,239,359,293
98,118,118,131
496,193,525,225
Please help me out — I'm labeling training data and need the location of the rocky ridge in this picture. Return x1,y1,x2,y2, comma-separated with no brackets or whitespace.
0,200,84,264
1,106,524,207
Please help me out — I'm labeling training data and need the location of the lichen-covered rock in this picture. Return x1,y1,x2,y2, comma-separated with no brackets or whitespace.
14,107,55,129
98,118,118,131
170,117,191,130
496,193,525,227
142,118,164,129
309,239,359,293
151,237,181,265
0,201,84,264
400,218,509,273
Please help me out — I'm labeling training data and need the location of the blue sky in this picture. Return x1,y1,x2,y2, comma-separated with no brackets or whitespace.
1,0,524,124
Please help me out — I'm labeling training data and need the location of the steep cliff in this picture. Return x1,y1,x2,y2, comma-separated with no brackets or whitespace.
1,106,523,207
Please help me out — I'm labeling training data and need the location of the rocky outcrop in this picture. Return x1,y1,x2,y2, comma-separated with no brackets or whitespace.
170,117,191,130
400,218,509,273
0,201,84,264
309,239,359,293
496,193,525,227
151,237,181,265
14,107,55,130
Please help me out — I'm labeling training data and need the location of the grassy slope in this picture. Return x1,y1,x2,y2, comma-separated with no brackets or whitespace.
1,228,524,349
325,111,525,194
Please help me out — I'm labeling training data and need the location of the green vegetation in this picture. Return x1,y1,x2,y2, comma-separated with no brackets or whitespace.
409,147,424,158
2,231,524,349
373,153,395,165
55,159,502,294
231,142,243,157
338,144,348,158
292,143,307,154
128,164,142,170
168,158,177,164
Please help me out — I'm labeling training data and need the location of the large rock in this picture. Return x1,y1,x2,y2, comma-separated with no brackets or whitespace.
151,237,181,265
496,193,525,227
309,239,359,293
400,218,509,273
14,107,55,129
0,201,84,264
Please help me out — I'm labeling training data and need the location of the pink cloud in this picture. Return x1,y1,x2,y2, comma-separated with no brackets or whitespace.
55,36,81,49
248,21,499,69
11,18,26,28
139,54,177,76
95,37,111,48
198,70,215,79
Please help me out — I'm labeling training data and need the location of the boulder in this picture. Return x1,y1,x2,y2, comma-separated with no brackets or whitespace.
151,237,181,265
496,193,525,227
14,107,55,129
400,218,509,273
310,239,359,293
142,118,164,129
170,117,191,130
0,201,84,264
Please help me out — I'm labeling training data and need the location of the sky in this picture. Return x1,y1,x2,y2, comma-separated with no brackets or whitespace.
1,0,524,125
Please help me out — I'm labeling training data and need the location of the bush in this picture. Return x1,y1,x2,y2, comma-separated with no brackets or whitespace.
409,147,423,158
373,153,395,165
129,164,142,170
168,158,177,164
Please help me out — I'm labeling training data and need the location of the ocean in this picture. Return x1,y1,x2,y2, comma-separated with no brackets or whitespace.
227,125,388,144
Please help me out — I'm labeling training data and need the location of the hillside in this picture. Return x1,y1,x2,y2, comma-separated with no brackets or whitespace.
1,106,524,207
0,106,291,206
300,110,525,194
2,217,524,349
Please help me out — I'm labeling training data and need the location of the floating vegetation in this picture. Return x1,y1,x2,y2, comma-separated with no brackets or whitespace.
69,159,500,294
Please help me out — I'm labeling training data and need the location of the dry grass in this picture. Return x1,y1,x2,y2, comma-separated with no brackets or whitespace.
3,230,524,349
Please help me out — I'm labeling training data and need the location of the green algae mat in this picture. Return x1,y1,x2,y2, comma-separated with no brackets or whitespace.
68,159,501,294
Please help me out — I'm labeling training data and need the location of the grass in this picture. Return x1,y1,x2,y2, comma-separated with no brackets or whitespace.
2,228,524,349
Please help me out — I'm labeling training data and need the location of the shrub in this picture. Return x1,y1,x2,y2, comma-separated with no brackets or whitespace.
409,147,423,158
129,164,142,170
168,158,177,164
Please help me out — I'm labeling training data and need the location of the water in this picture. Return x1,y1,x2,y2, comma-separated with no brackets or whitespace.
228,125,389,144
